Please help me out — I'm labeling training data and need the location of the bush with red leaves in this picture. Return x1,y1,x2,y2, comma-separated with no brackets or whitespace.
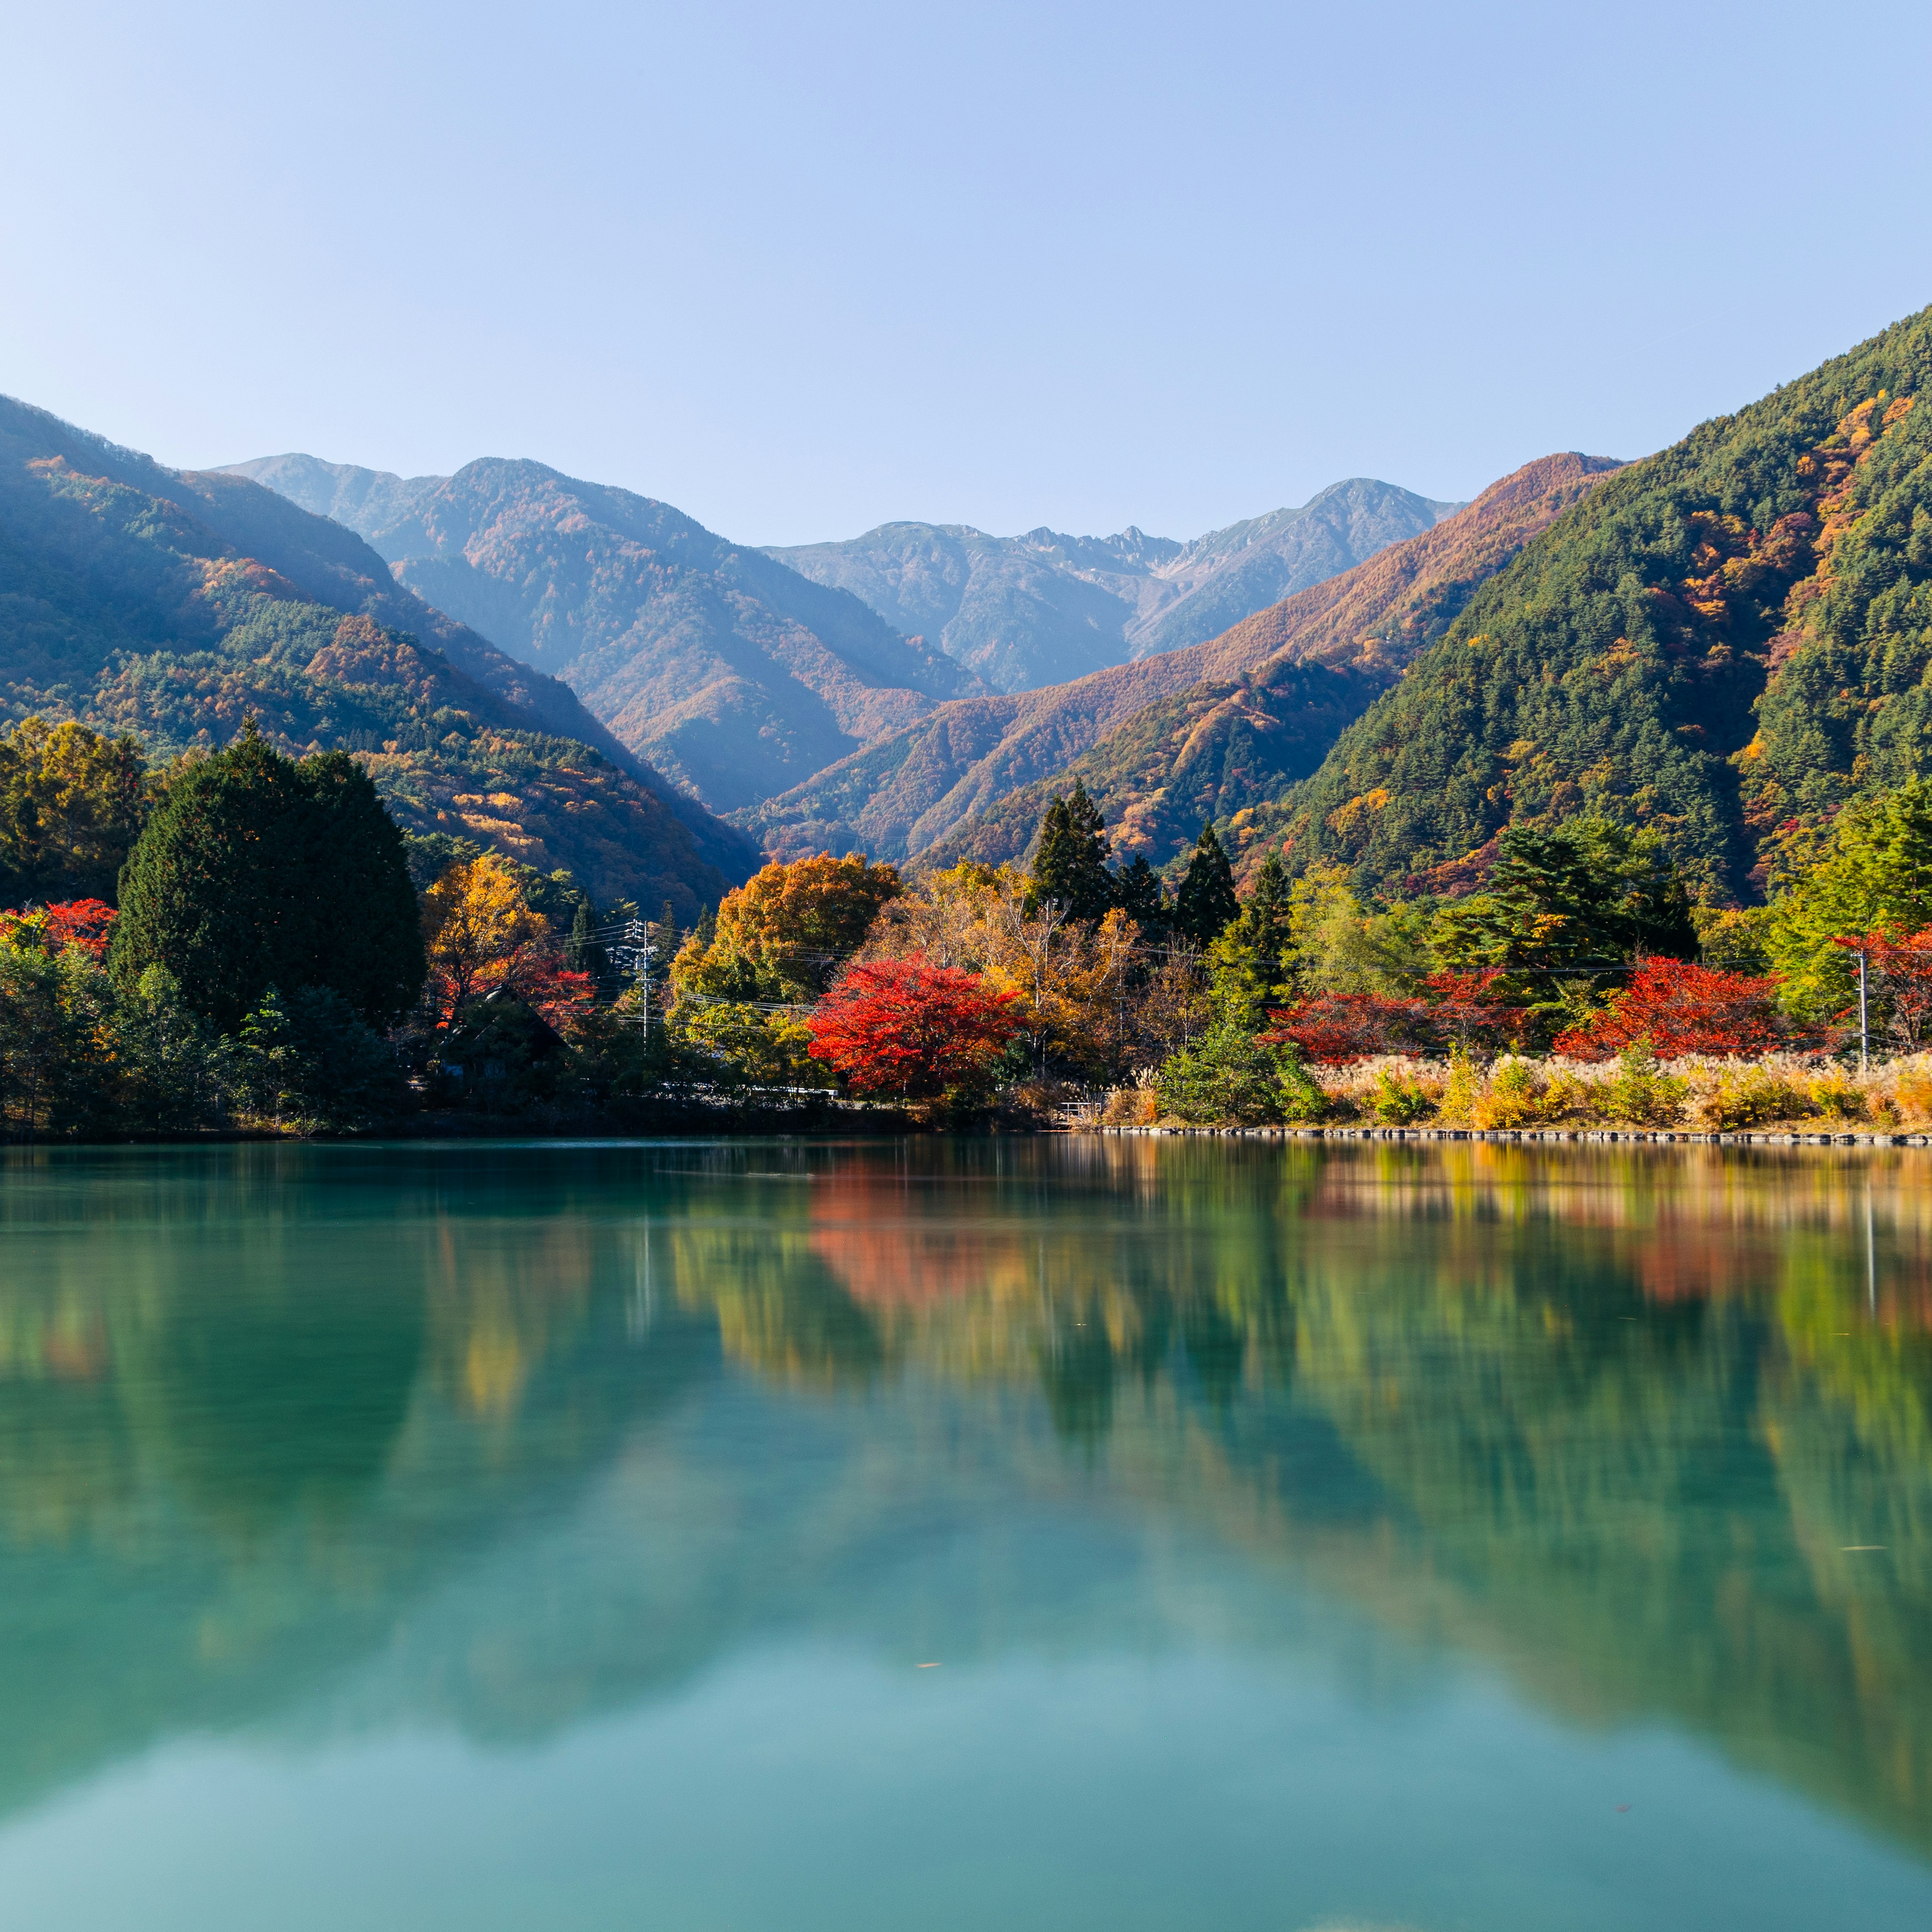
808,956,1022,1100
1260,972,1524,1064
1555,958,1788,1059
43,899,117,959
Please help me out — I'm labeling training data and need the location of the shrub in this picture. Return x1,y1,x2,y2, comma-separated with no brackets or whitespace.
1370,1065,1438,1124
1157,1019,1297,1124
1102,1085,1159,1126
1693,1069,1810,1131
1892,1067,1932,1125
1472,1056,1544,1129
1436,1050,1480,1125
1807,1072,1866,1122
1591,1045,1688,1126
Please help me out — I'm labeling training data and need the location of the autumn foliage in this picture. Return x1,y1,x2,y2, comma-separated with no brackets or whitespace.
1555,958,1789,1059
0,898,118,959
807,956,1021,1101
420,853,552,1024
1260,972,1522,1064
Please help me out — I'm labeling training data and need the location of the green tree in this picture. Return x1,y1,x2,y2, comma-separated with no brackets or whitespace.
1172,822,1240,945
0,717,148,905
566,898,608,980
115,964,236,1133
1208,852,1297,1020
1116,855,1167,934
1436,821,1697,971
0,942,123,1137
1027,780,1117,922
1766,778,1932,1019
111,725,425,1033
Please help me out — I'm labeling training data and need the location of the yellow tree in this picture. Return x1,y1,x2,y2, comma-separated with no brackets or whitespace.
421,853,549,1022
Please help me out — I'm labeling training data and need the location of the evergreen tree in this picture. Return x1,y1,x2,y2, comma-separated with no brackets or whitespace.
1766,777,1932,1018
1027,780,1117,922
1116,855,1167,934
111,722,425,1033
567,898,607,980
1209,850,1296,1019
1173,822,1239,944
1435,820,1699,975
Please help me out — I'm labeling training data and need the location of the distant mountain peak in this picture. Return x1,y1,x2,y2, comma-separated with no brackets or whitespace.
768,478,1465,694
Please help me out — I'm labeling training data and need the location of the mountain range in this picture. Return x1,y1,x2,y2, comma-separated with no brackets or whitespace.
226,455,988,814
740,455,1620,867
764,478,1462,691
0,397,756,912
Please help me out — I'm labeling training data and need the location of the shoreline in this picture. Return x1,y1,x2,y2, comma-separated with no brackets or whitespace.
1077,1124,1929,1147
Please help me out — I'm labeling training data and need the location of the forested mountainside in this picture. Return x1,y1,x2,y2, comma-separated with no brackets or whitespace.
0,397,748,912
741,455,1616,866
230,454,987,814
1258,304,1932,904
766,478,1461,691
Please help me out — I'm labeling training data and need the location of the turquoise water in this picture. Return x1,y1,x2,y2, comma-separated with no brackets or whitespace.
1,1138,1928,1929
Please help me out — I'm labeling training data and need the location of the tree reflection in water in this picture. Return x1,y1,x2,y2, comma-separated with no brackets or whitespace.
0,1138,1928,1862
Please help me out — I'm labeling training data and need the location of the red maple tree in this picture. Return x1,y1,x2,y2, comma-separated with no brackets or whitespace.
807,956,1022,1100
1834,929,1932,1047
1555,958,1787,1059
1258,992,1435,1063
44,899,117,959
1259,972,1523,1064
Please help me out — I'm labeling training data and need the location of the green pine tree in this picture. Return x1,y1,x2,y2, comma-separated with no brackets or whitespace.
567,898,607,979
111,720,425,1033
1173,822,1239,944
1027,779,1117,921
1766,777,1932,1018
1116,855,1167,933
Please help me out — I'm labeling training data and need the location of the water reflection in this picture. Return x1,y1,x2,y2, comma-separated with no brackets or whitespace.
1,1139,1928,1869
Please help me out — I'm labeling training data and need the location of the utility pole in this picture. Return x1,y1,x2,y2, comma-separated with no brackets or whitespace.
623,917,653,1035
1859,946,1870,1074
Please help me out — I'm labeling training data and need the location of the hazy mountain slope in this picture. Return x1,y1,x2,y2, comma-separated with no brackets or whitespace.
161,466,754,883
766,478,1461,692
742,455,1617,866
1258,305,1932,904
920,455,1624,874
0,397,745,912
228,454,989,814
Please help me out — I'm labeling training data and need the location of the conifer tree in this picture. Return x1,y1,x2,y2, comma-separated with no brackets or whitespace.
567,898,607,979
1173,821,1239,944
1028,780,1117,921
111,722,424,1032
1117,854,1167,933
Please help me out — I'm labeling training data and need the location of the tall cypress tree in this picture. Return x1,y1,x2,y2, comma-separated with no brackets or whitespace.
567,898,607,979
112,723,424,1032
1027,779,1117,921
1117,854,1167,934
1173,821,1239,944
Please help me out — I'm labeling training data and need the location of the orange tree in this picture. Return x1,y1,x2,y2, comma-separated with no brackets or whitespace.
807,956,1021,1104
420,852,551,1023
708,851,902,996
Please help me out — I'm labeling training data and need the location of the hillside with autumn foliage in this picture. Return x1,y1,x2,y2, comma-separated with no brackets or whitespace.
0,395,755,913
1258,306,1932,904
743,454,1619,868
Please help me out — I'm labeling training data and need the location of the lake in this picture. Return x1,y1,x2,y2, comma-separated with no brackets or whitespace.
0,1137,1927,1930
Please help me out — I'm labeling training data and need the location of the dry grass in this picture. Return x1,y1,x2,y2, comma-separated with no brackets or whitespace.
1099,1051,1932,1131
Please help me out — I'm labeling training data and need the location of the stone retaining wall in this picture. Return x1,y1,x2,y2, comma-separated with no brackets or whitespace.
1075,1125,1928,1147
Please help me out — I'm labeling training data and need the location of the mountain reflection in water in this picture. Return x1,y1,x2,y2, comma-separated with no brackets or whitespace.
0,1137,1928,1895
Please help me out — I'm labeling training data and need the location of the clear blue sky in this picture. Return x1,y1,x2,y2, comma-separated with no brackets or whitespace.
6,1,1930,545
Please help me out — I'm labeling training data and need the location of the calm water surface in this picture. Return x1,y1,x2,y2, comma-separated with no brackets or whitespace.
1,1137,1928,1930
